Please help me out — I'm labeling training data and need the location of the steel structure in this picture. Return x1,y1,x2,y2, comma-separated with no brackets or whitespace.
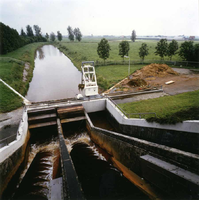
81,61,98,96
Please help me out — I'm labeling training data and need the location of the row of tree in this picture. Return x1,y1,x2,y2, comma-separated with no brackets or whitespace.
67,26,82,41
46,26,82,42
155,39,199,62
20,25,47,44
0,23,47,54
97,38,199,64
45,31,63,42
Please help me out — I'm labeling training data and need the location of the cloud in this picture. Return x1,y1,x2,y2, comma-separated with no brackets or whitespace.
0,0,198,36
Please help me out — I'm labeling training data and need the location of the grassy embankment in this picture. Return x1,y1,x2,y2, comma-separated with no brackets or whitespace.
0,42,48,113
119,90,199,124
55,40,185,90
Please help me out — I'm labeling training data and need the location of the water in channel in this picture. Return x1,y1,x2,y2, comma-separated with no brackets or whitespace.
26,45,82,102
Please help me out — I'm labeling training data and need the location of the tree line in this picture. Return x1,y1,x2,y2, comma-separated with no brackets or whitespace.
0,22,83,54
0,22,47,54
40,26,82,42
97,38,199,64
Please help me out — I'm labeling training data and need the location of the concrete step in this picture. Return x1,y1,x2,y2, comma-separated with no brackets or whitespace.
61,116,86,124
28,107,56,117
57,105,84,119
28,113,57,125
29,121,57,129
140,154,199,198
48,177,63,200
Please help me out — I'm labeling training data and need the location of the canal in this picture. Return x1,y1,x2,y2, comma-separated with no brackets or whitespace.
26,45,82,102
2,45,149,199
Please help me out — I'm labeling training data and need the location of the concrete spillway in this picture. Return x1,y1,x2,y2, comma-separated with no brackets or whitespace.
0,97,199,199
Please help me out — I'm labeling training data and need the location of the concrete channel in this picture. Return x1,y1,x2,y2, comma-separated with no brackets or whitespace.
0,97,199,199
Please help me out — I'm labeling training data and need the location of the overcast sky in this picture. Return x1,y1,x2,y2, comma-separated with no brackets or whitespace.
0,0,199,36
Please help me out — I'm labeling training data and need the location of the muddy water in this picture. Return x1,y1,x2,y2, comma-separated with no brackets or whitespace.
26,45,82,102
3,121,148,199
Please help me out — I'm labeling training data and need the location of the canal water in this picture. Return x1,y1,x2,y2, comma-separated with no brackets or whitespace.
26,45,82,102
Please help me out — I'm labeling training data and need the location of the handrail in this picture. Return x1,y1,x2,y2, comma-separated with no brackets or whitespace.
107,97,156,119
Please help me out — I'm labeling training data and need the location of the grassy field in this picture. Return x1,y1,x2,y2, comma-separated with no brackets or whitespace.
96,64,145,90
56,39,185,69
1,38,198,118
0,42,48,113
119,90,199,124
55,39,196,90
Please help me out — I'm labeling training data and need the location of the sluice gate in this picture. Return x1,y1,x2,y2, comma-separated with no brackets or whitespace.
1,98,199,199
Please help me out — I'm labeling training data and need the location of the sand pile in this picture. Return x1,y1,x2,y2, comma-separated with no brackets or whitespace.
128,78,147,87
133,63,179,78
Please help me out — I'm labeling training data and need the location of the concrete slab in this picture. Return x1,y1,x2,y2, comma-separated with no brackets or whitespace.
49,177,63,200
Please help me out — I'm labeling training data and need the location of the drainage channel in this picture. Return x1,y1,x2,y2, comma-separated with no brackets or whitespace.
2,108,149,200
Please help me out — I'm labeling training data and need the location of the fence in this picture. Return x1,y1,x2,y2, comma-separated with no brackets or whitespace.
95,60,199,68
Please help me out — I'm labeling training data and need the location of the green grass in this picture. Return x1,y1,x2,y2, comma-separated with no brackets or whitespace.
0,42,48,113
119,90,199,124
96,64,145,90
55,39,198,90
55,40,188,70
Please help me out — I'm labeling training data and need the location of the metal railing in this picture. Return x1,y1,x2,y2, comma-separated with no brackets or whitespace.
108,97,156,119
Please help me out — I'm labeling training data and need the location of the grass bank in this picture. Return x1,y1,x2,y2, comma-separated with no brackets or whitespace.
0,42,48,113
119,90,199,124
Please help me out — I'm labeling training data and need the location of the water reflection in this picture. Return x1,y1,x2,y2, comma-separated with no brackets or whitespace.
38,48,45,60
26,45,82,102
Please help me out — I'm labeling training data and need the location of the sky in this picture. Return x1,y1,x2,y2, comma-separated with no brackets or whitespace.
0,0,199,36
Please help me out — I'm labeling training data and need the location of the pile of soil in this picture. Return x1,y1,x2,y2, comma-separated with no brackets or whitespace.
128,78,147,87
133,63,179,78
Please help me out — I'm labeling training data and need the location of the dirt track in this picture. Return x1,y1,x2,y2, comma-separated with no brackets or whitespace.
153,68,199,95
107,65,199,96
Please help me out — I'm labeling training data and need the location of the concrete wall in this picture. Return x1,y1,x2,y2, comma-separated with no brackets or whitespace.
106,99,199,154
82,98,106,113
106,98,199,133
0,107,30,196
85,113,199,198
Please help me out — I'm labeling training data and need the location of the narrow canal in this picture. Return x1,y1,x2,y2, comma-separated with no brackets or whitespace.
26,45,82,102
3,45,149,199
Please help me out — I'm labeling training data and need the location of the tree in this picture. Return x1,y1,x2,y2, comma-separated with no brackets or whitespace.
167,40,178,60
50,32,56,42
33,25,42,37
119,41,130,61
178,41,198,61
0,22,24,54
155,39,168,60
26,25,34,37
57,31,62,41
131,30,136,42
67,26,74,41
20,28,26,37
45,33,49,40
97,38,111,65
74,28,82,42
139,43,149,61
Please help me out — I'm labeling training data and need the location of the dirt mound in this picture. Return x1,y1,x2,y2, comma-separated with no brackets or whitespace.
128,78,147,87
133,63,179,78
